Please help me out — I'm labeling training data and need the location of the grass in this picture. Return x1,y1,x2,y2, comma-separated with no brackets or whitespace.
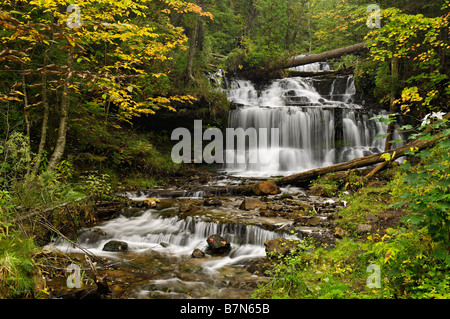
0,232,38,298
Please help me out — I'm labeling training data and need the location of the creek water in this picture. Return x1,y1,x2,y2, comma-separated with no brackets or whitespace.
48,62,397,299
225,71,401,177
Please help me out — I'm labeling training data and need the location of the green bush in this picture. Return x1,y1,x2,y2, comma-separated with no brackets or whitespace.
0,232,37,298
364,227,450,299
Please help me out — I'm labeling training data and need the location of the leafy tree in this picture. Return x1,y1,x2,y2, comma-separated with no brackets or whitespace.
0,0,208,177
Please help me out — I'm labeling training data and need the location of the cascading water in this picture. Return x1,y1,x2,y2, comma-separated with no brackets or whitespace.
225,62,397,177
52,206,296,272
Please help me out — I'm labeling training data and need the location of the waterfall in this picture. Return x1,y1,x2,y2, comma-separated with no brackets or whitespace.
225,66,395,177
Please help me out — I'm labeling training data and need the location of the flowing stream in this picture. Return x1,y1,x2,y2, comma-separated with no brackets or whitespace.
224,69,399,177
49,62,398,299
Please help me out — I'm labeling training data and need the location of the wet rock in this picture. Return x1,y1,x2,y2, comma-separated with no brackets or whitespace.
156,199,175,210
206,234,231,255
269,204,283,211
239,198,264,210
279,193,293,200
191,249,206,258
306,217,322,227
178,199,202,214
203,198,222,207
102,240,128,252
77,228,108,245
252,181,280,196
144,197,160,208
264,238,302,258
160,242,170,248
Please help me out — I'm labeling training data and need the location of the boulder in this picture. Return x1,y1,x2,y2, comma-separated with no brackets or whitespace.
102,240,128,252
206,234,231,255
264,238,302,258
203,198,222,207
144,197,160,208
239,198,264,210
252,181,280,196
191,249,206,258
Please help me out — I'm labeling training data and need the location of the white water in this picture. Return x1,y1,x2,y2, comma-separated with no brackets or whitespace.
51,208,296,273
224,62,401,177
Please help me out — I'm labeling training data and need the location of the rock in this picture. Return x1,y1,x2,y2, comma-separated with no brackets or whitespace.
306,185,333,197
206,234,231,255
239,198,264,210
279,193,293,200
203,198,222,207
365,214,379,223
334,227,346,238
160,242,170,248
357,224,372,234
269,204,283,211
264,238,302,258
102,240,128,252
144,197,160,208
252,181,280,196
191,249,206,258
307,217,322,227
77,228,108,245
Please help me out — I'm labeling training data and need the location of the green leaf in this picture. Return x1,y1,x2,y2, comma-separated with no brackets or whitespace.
402,214,423,225
434,250,447,260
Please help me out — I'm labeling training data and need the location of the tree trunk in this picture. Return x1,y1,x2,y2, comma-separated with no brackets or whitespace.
244,3,257,37
275,43,366,71
32,48,51,177
384,57,400,151
186,25,198,82
47,47,74,171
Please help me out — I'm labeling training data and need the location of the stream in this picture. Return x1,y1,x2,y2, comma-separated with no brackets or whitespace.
46,61,397,299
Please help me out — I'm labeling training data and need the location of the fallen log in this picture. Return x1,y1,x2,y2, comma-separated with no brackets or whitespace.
276,132,444,187
286,67,354,78
199,133,444,196
276,43,366,71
